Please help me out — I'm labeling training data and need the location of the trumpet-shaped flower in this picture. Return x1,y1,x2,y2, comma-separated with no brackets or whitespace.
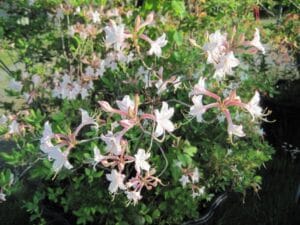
125,190,142,205
179,175,190,187
101,131,123,155
48,146,73,172
245,91,263,120
154,102,175,137
8,120,20,134
93,146,104,164
203,30,227,64
134,149,151,173
147,33,168,57
250,28,265,54
116,95,135,115
104,21,126,50
189,95,207,122
106,169,126,193
227,123,246,137
214,51,240,80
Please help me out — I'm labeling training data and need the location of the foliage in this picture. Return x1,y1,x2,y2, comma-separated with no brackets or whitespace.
0,0,296,224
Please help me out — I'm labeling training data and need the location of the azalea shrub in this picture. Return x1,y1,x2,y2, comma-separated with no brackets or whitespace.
1,0,295,224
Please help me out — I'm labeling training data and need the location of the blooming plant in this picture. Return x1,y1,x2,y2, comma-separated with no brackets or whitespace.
0,0,286,224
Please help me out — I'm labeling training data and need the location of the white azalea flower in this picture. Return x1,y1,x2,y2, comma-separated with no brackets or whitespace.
250,28,265,54
154,102,175,137
116,95,134,115
228,123,246,137
192,186,205,198
106,169,126,193
0,190,6,202
155,79,168,95
79,109,98,128
100,131,123,155
148,33,168,57
92,10,100,23
8,120,20,134
203,30,227,64
214,51,240,80
31,74,41,87
189,77,206,97
40,121,54,153
126,190,142,205
245,91,263,120
191,168,200,183
189,95,206,122
104,21,126,50
48,146,73,172
134,149,151,173
179,175,190,187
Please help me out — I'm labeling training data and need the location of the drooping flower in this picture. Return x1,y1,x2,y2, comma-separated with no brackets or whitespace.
125,190,142,205
134,149,151,173
249,28,265,54
245,91,263,120
227,123,246,138
0,190,6,203
147,33,168,57
154,102,175,137
106,169,126,193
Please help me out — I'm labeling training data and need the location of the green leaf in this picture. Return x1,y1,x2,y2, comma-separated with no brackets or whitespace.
171,0,186,18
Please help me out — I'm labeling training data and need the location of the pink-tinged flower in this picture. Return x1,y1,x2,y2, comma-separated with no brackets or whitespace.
101,131,123,155
106,169,126,193
119,119,136,130
203,30,227,64
8,120,20,134
179,175,190,187
92,146,105,169
125,190,142,205
48,146,73,172
134,149,151,173
98,101,115,113
214,51,240,80
116,95,134,115
249,28,265,54
227,123,246,137
189,95,207,122
79,109,98,128
154,102,175,137
147,33,168,57
104,21,126,50
245,91,263,120
189,77,220,100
